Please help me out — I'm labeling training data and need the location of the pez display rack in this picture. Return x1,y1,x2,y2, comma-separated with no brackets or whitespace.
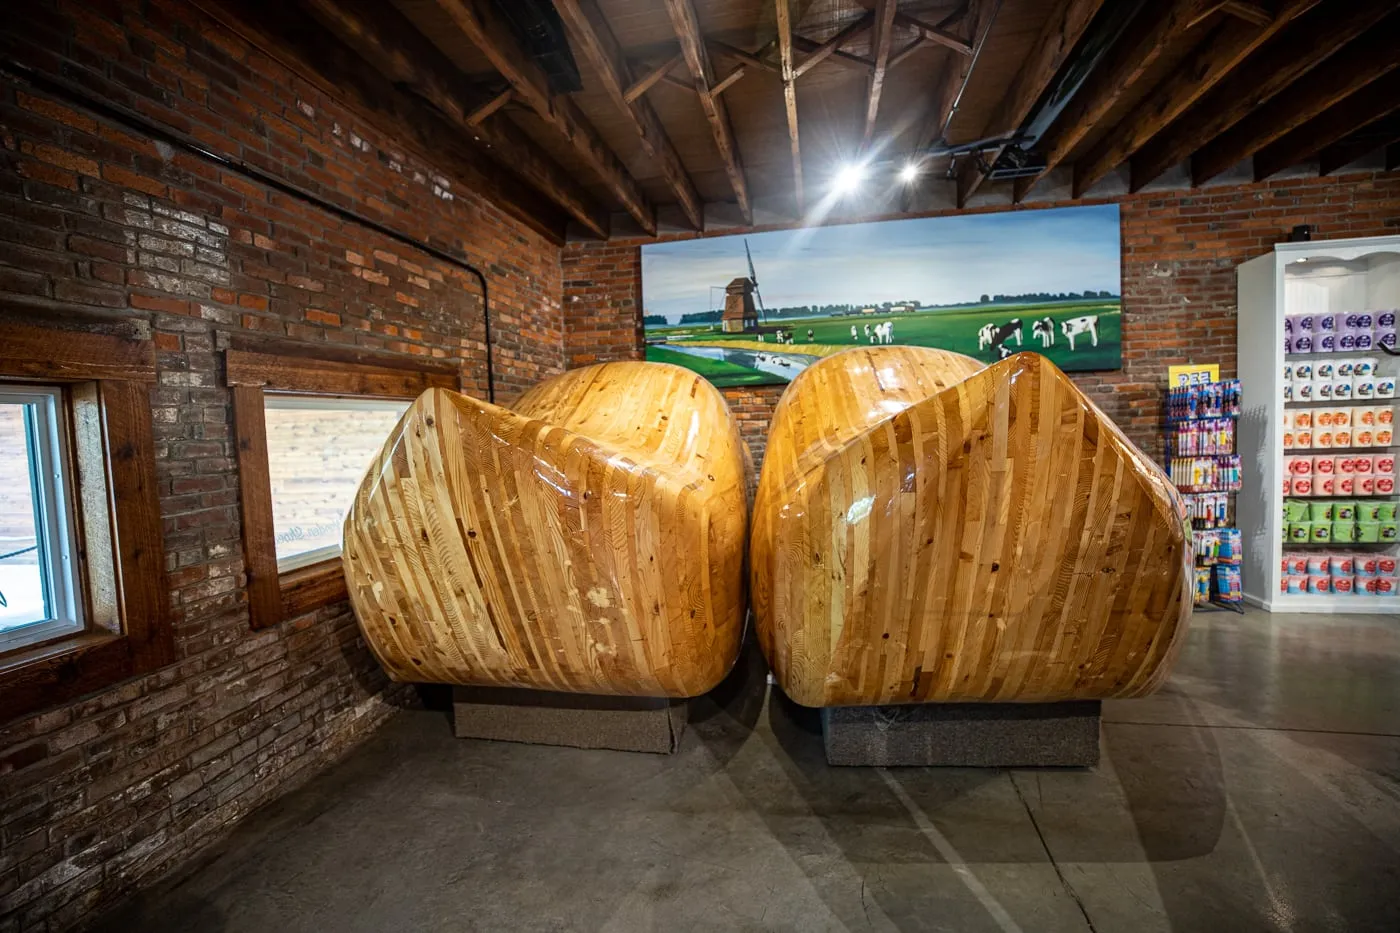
1166,379,1244,610
1236,235,1399,612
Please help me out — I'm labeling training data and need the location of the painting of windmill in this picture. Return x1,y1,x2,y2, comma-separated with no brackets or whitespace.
640,204,1123,388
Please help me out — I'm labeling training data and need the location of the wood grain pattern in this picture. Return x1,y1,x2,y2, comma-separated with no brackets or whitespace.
343,361,749,698
225,349,458,397
232,385,283,631
751,347,1192,708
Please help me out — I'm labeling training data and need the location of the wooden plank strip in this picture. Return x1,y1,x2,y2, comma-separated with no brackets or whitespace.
298,0,609,238
776,0,803,213
793,13,873,79
281,560,350,618
555,0,705,230
1130,0,1392,192
1253,69,1400,181
430,0,656,235
1014,0,1200,203
1073,0,1316,197
1319,121,1400,175
225,349,457,397
663,0,752,224
893,11,973,55
101,379,172,666
863,0,900,149
711,66,747,97
959,0,1106,207
624,51,684,102
1193,19,1400,185
0,321,155,382
232,385,284,631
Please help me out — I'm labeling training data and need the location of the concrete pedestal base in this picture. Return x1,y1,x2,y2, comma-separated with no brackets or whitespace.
821,701,1100,767
452,686,686,754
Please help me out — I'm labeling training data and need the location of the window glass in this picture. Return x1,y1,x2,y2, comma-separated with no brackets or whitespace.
264,395,410,572
0,386,81,650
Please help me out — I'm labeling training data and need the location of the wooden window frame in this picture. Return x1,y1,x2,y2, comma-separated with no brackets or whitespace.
0,320,171,722
226,341,458,630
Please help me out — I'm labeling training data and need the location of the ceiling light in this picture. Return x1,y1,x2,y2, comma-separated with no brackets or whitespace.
900,162,920,184
833,162,866,195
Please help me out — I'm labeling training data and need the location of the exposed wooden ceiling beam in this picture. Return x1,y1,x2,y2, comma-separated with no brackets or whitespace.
957,0,1106,208
1219,1,1273,26
1130,0,1392,192
555,0,704,231
776,0,803,214
792,34,875,71
1193,21,1400,186
297,0,608,238
431,0,656,235
793,14,873,79
1254,70,1400,181
708,39,779,75
624,52,684,102
888,38,925,70
863,0,900,149
1014,0,1200,203
663,0,752,224
1319,117,1400,176
1073,0,1315,198
712,65,747,96
909,0,996,159
465,88,512,126
893,12,973,56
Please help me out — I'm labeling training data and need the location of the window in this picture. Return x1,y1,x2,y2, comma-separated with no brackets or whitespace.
0,386,82,651
264,395,409,572
226,343,458,629
0,316,171,723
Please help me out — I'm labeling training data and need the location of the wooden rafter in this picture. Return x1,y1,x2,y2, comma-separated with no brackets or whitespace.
1319,117,1400,176
1072,0,1314,197
712,66,747,96
1193,21,1400,185
910,0,996,159
663,0,752,223
555,0,704,230
624,52,684,102
1130,0,1393,192
792,34,874,72
1254,70,1400,181
297,0,608,238
1013,0,1200,203
709,39,779,75
776,0,803,213
431,0,656,235
892,12,973,56
957,0,1105,208
862,0,899,149
793,14,873,79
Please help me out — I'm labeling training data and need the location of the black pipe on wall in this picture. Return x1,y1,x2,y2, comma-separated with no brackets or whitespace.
0,58,497,403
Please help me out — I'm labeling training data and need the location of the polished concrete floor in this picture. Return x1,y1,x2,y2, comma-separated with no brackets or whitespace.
99,607,1400,932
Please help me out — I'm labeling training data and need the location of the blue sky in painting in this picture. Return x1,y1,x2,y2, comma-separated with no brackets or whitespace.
641,204,1121,324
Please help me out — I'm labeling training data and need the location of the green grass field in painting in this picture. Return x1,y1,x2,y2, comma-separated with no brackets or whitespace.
648,301,1121,386
643,344,778,385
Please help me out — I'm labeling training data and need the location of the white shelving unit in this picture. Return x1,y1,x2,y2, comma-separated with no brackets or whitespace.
1236,235,1398,614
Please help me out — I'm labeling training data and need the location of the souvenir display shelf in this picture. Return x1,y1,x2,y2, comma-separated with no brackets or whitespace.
1236,236,1399,613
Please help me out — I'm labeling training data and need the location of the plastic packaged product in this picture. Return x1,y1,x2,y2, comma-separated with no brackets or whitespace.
1297,380,1315,402
1194,567,1211,605
1289,521,1311,542
1356,521,1380,543
1309,522,1332,543
1378,375,1396,399
1378,555,1398,575
1289,455,1313,476
1315,455,1336,476
1294,410,1313,429
1316,475,1337,496
1306,575,1331,595
1357,501,1382,521
1331,520,1355,542
1377,502,1398,522
1374,576,1396,596
1354,357,1377,378
1332,575,1354,595
1380,407,1394,426
1381,522,1398,542
1285,575,1305,595
1285,554,1309,575
1357,475,1376,495
1335,500,1358,521
1295,361,1314,381
1292,476,1313,496
1334,376,1354,400
1331,553,1356,575
1355,576,1378,596
1353,454,1375,474
1355,555,1380,577
1306,554,1330,575
1379,428,1395,447
1338,476,1355,495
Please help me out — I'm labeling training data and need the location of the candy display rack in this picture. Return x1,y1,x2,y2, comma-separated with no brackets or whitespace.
1166,379,1244,612
1236,235,1399,612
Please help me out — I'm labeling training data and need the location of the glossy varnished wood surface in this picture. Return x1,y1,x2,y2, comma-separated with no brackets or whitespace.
343,361,749,697
751,347,1192,708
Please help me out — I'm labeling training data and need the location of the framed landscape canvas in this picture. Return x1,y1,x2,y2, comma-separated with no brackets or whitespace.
641,204,1122,387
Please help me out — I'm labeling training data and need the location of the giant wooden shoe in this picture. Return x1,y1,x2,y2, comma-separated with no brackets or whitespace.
751,346,1192,708
343,362,749,698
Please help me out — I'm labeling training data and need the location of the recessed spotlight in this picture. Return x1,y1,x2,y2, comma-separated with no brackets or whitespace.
900,162,920,184
833,162,866,195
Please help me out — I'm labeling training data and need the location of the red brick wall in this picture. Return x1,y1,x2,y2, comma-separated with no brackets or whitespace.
0,1,564,929
564,173,1400,464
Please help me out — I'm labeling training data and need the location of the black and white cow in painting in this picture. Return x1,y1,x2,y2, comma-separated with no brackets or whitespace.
1059,314,1099,351
979,318,1023,358
1031,316,1055,348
